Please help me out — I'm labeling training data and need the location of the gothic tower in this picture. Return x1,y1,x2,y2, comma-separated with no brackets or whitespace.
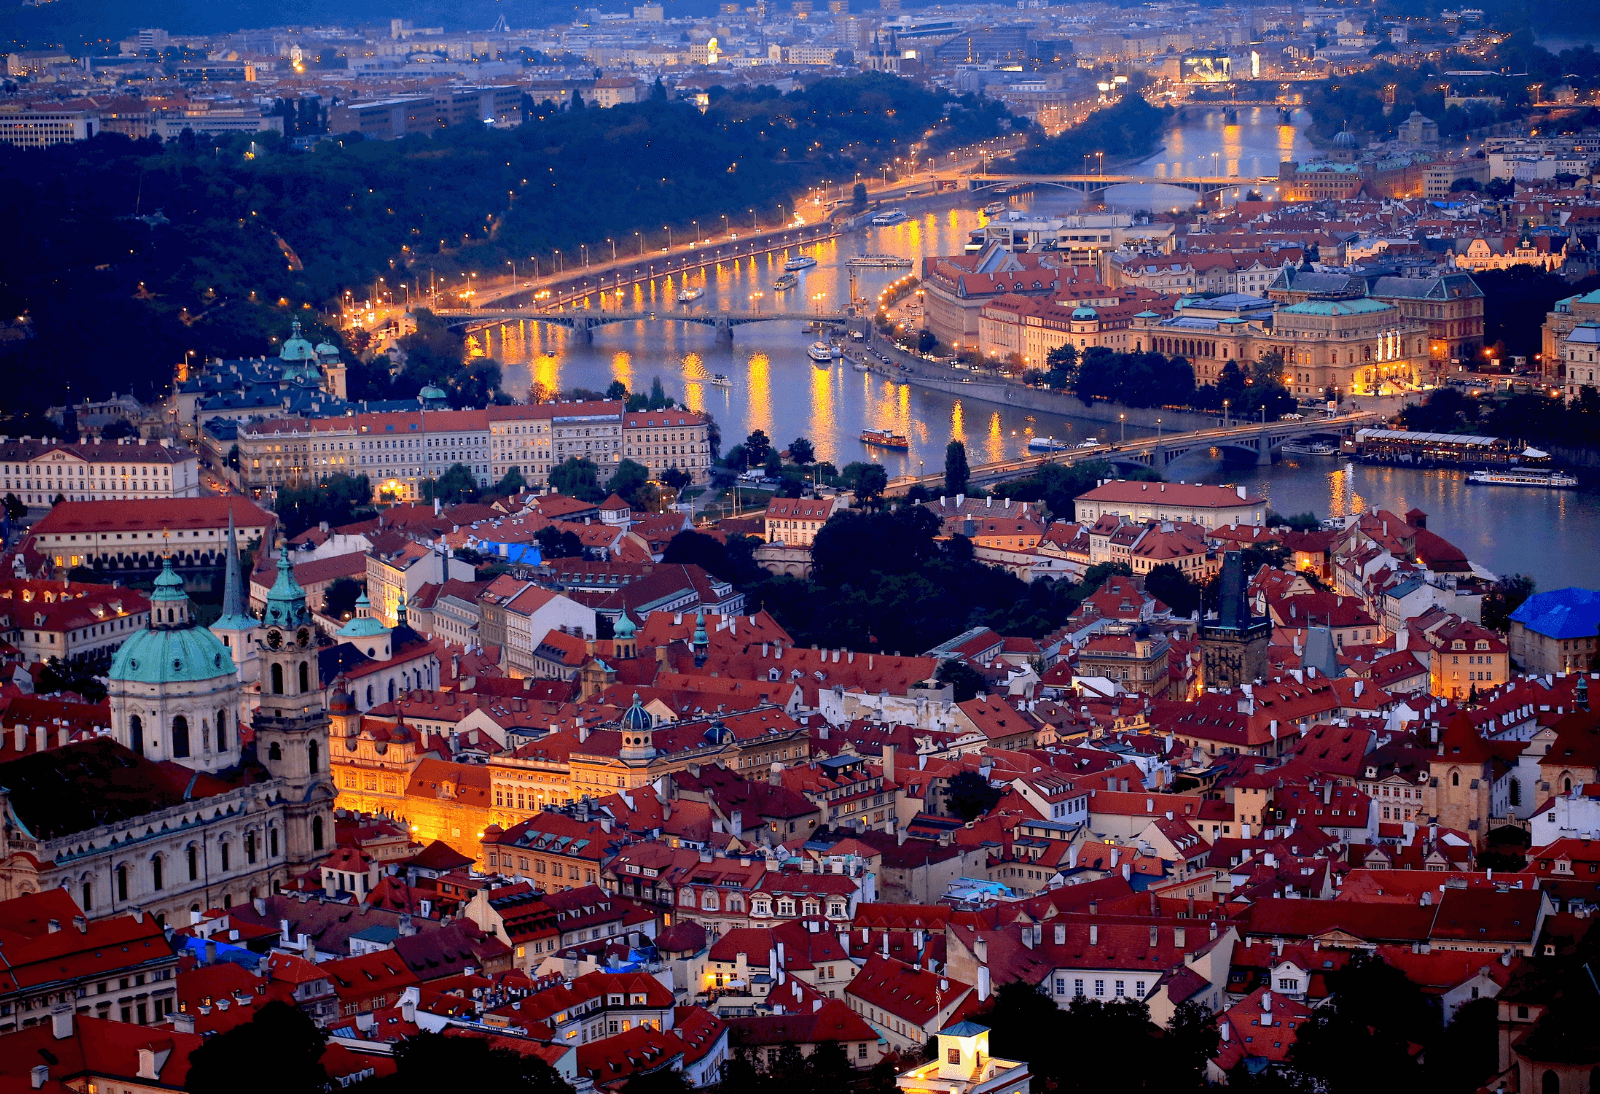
253,548,335,868
1198,550,1271,691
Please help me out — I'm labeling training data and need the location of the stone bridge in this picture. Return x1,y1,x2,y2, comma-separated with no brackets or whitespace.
1089,415,1374,470
970,172,1276,201
432,308,851,342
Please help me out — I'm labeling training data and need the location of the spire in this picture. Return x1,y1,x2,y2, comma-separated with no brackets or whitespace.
263,545,309,629
220,510,245,620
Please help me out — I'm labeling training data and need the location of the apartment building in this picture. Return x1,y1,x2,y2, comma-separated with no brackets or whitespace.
0,438,201,508
27,497,275,575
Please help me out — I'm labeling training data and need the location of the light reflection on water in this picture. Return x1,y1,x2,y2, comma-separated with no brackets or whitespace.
475,109,1596,588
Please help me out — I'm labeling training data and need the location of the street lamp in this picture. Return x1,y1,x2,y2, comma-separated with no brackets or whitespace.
635,231,643,255
1119,412,1126,443
607,238,616,261
722,214,730,238
749,208,756,229
508,259,518,284
554,250,562,274
1156,417,1162,440
1223,398,1231,427
664,225,673,249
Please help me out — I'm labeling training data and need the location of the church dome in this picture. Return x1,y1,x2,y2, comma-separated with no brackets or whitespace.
109,625,236,685
337,593,390,639
314,342,341,360
279,320,317,363
109,559,235,686
419,384,447,403
614,612,637,639
1071,306,1098,320
1334,129,1357,147
621,693,652,731
329,688,356,714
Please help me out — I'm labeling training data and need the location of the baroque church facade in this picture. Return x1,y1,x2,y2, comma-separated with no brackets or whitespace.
0,536,334,922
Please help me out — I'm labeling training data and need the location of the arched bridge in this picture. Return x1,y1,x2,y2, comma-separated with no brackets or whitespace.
1097,415,1376,470
970,172,1276,201
432,308,850,342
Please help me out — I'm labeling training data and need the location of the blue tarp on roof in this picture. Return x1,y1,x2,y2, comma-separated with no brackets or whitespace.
1509,588,1600,640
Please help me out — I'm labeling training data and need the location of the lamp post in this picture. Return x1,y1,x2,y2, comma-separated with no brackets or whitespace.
1156,417,1162,440
664,225,673,249
1119,412,1126,443
508,259,517,284
722,214,730,238
554,250,562,274
749,208,757,229
581,244,589,267
607,238,616,261
1223,398,1230,428
635,231,643,255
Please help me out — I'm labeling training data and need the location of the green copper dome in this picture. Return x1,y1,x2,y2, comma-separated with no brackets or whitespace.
149,557,188,603
614,612,636,639
109,624,236,685
280,320,317,363
337,593,389,638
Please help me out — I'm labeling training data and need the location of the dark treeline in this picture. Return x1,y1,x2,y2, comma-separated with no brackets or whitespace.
1009,95,1171,174
0,74,1015,420
1040,345,1297,419
1401,386,1600,449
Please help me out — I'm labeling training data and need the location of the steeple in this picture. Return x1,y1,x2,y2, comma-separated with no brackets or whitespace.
215,511,255,630
149,556,193,628
262,547,310,629
692,610,709,668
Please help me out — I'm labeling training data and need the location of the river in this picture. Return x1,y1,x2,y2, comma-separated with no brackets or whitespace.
477,109,1600,594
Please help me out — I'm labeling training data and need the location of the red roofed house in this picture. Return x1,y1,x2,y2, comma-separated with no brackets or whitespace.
764,496,849,547
1074,481,1266,530
844,954,978,1054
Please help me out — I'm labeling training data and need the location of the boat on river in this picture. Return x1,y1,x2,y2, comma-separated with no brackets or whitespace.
861,428,909,450
869,209,909,226
676,286,704,303
1280,441,1337,456
1027,436,1071,452
847,254,914,269
783,254,818,271
772,273,799,291
1466,468,1578,488
807,342,834,363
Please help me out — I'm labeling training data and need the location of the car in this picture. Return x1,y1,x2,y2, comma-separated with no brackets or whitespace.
1076,440,1101,449
1283,412,1304,420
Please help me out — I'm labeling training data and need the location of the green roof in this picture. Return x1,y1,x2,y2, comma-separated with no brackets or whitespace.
1279,297,1393,317
337,594,390,638
262,550,310,629
108,619,236,685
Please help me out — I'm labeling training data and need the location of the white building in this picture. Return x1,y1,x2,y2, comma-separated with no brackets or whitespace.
0,437,202,508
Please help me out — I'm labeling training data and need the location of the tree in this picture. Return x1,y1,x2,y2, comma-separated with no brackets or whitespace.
1,493,24,520
605,379,629,400
101,418,139,440
535,525,584,559
607,459,653,510
742,429,773,468
274,474,374,538
936,657,985,702
845,461,888,505
660,468,691,491
423,463,481,505
944,440,970,496
225,443,241,471
495,465,527,496
788,436,816,466
945,769,1002,820
620,1069,690,1094
1289,951,1436,1094
852,181,868,209
323,577,363,619
382,1030,574,1094
1482,573,1536,632
35,656,107,703
186,1001,330,1094
1144,563,1201,617
550,457,604,502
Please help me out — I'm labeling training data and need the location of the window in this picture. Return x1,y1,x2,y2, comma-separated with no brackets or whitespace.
116,865,128,902
271,663,284,694
312,815,325,851
216,708,228,751
1094,979,1105,997
187,845,199,881
129,715,144,755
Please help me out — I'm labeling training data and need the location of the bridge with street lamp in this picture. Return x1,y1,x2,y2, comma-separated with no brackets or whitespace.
969,172,1278,203
431,307,852,342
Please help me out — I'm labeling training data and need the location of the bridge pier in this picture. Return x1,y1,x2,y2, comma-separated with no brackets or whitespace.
715,315,734,343
1256,439,1272,466
571,316,595,343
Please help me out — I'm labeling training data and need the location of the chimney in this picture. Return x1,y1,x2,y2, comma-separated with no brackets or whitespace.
977,964,991,1002
30,1067,48,1090
1174,926,1185,948
172,1012,196,1035
974,937,988,964
1054,923,1066,945
883,746,894,783
50,1005,72,1040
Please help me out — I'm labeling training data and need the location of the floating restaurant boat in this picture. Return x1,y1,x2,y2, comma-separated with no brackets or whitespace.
846,254,914,269
869,209,909,226
676,286,704,302
1280,441,1338,456
1466,467,1578,488
772,273,799,291
807,342,833,363
783,254,818,271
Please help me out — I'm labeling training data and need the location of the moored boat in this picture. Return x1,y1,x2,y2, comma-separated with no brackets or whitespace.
807,341,833,363
1466,468,1578,488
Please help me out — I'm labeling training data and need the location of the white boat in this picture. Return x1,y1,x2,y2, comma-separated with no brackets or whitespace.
982,201,1007,215
1075,437,1101,449
851,361,873,372
1281,441,1338,456
707,374,731,388
807,342,833,363
869,209,909,226
783,254,818,271
772,273,799,291
676,286,704,303
1466,467,1578,488
1028,437,1071,452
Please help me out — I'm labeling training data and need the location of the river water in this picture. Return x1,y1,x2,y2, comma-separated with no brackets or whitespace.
478,109,1600,593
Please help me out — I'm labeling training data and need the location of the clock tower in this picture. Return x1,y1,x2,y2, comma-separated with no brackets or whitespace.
253,548,335,868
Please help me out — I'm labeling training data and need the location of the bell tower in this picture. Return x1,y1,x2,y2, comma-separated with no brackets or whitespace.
253,548,335,868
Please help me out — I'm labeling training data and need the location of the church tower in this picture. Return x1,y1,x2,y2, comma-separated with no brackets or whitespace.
1198,551,1271,691
253,548,335,868
210,510,260,688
